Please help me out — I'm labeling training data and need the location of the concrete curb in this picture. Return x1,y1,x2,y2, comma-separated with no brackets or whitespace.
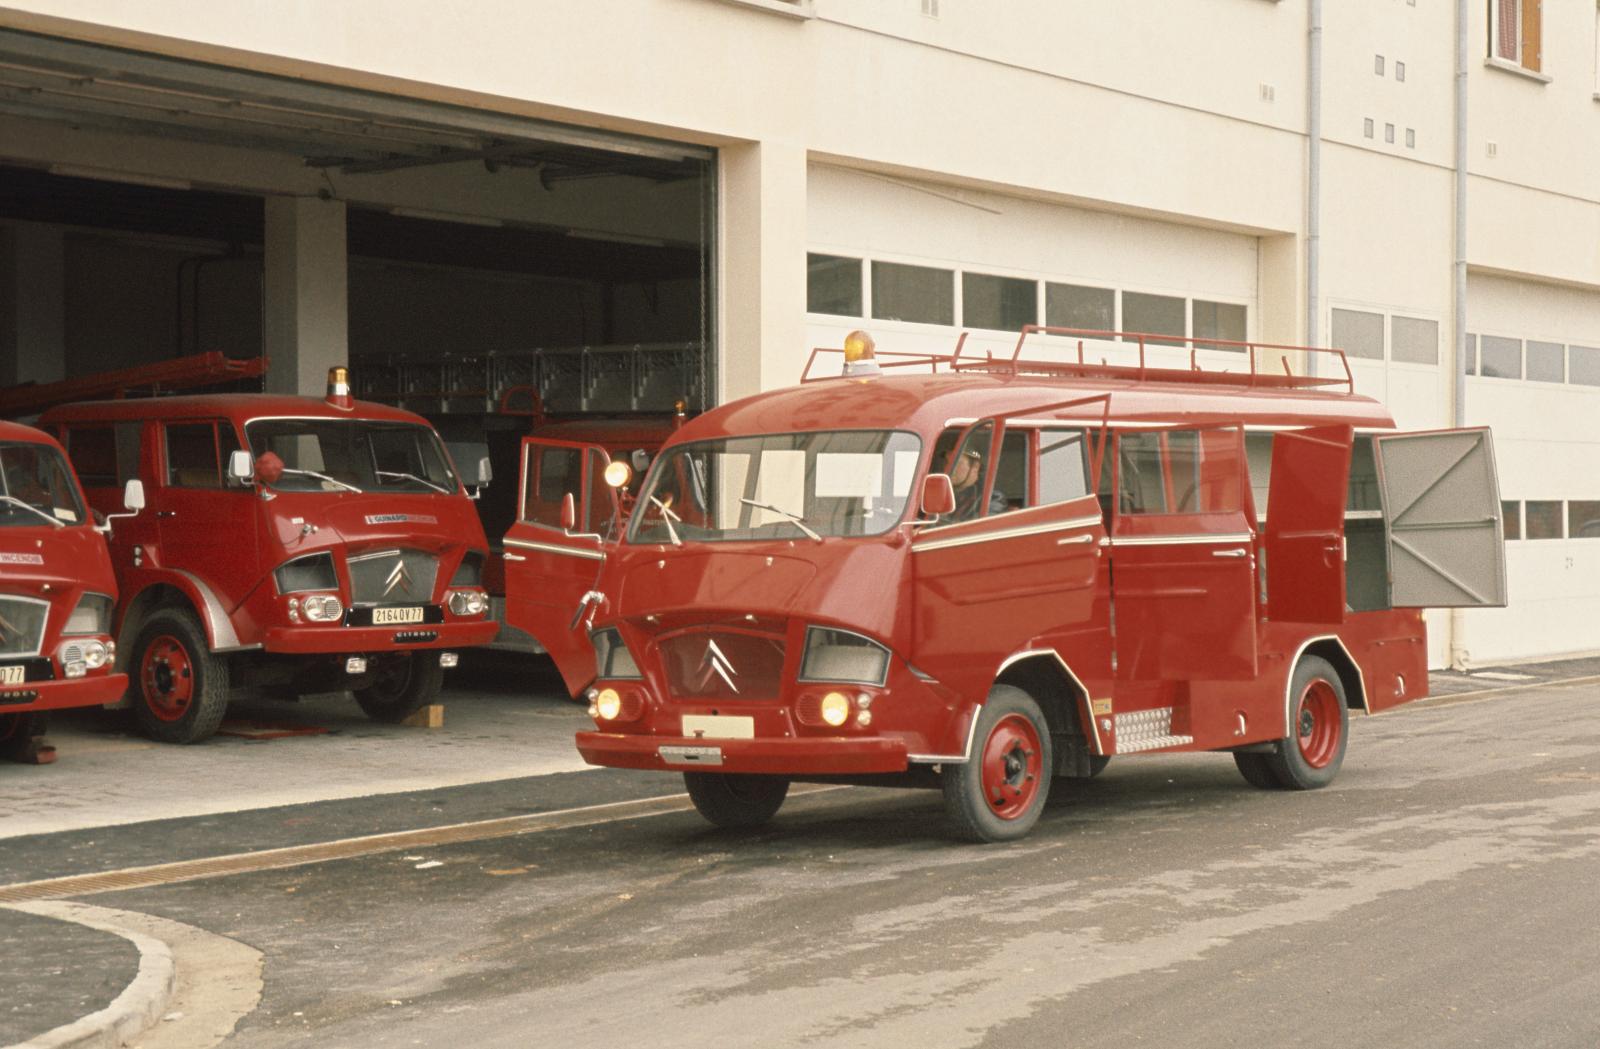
4,902,176,1049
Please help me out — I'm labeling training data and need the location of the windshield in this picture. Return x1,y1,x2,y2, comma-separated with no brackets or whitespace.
244,420,458,495
629,431,923,544
0,441,85,527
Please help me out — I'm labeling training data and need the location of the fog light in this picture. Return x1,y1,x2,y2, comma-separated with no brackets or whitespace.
820,691,851,727
596,687,622,720
64,660,87,679
857,709,873,727
345,656,368,674
439,652,459,668
302,594,343,622
447,590,487,616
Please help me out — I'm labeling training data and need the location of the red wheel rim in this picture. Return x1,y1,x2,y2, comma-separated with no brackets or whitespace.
979,713,1043,821
1295,679,1342,769
140,634,195,722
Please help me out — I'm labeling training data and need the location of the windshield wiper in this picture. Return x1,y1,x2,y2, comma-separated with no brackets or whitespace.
740,498,822,543
279,467,363,494
647,495,683,547
376,470,451,495
0,495,65,528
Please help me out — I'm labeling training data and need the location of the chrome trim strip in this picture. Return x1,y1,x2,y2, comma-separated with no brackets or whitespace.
1283,635,1370,737
503,537,606,561
170,569,246,651
912,514,1102,554
1106,532,1255,547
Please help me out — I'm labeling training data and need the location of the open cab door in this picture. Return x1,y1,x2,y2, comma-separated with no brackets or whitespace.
503,438,622,697
1373,427,1507,608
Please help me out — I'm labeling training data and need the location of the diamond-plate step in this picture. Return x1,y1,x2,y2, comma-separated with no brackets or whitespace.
1112,707,1194,754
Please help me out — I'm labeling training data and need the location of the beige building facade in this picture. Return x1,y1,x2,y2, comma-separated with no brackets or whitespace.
0,0,1597,666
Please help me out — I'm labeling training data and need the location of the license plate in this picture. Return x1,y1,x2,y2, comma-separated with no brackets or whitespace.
681,715,754,740
659,745,723,767
373,607,424,625
0,665,23,685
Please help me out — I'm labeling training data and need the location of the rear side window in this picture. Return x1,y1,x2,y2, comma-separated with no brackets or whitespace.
165,421,241,488
1117,429,1243,515
64,424,141,488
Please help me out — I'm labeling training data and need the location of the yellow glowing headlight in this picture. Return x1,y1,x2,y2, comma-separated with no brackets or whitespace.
842,329,876,364
820,691,851,727
595,688,622,720
603,460,632,488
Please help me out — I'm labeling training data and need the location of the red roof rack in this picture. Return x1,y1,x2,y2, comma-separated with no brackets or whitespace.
803,326,1355,395
0,351,268,419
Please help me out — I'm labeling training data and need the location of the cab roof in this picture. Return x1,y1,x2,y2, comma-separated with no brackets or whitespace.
674,371,1397,444
0,418,66,449
40,394,430,428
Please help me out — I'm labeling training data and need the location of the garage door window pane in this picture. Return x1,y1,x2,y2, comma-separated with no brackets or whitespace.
962,272,1036,331
1569,345,1600,386
1465,333,1478,374
1526,340,1564,383
1479,336,1521,379
1391,316,1439,365
1192,300,1247,352
1502,500,1520,541
871,262,954,325
1121,292,1185,348
1045,283,1115,333
1568,501,1600,539
807,254,862,317
1525,500,1562,539
1331,308,1383,361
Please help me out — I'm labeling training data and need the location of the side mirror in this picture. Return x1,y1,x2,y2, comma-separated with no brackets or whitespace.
921,473,955,517
560,492,577,532
227,449,254,485
473,456,493,486
122,479,146,512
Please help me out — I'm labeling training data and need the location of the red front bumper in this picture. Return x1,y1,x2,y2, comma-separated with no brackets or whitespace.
576,731,910,775
262,620,499,654
0,671,127,715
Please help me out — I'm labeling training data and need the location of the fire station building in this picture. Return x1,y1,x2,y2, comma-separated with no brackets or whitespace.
0,1,1596,668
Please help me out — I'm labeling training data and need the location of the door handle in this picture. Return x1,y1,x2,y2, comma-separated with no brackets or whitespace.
1056,533,1095,546
1212,547,1249,558
503,552,527,562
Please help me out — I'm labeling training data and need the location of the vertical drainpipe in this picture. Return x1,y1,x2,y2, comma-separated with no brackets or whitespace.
1450,0,1470,668
1307,0,1322,359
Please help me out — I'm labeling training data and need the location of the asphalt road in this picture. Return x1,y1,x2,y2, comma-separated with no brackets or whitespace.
5,669,1594,1049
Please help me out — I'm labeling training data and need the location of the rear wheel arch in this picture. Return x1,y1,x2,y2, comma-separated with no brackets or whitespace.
1301,638,1367,715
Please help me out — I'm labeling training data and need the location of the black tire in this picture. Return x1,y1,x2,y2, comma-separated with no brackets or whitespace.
353,652,444,723
130,607,230,744
683,772,790,829
1233,751,1282,789
942,684,1054,843
1263,655,1349,790
0,712,39,755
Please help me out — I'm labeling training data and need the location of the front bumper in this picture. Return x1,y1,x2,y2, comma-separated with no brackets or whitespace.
576,730,909,775
0,672,127,715
262,619,498,655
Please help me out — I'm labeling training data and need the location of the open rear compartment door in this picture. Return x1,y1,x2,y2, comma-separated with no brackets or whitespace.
1373,428,1507,609
1263,425,1353,623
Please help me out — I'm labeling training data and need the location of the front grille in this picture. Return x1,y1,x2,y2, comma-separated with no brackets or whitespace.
347,549,439,606
658,631,786,701
0,596,49,658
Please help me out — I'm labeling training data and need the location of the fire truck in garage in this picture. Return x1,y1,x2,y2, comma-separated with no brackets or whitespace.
565,328,1508,842
42,369,497,743
0,420,127,763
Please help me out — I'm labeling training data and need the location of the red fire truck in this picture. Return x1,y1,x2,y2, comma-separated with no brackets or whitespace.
565,328,1507,841
42,370,497,743
0,420,127,763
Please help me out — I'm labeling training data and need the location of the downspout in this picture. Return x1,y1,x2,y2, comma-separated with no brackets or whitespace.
1306,0,1322,360
1450,0,1470,669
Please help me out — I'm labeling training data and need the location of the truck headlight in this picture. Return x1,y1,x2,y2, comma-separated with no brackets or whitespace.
590,628,642,679
447,589,488,616
57,638,109,671
301,594,343,623
799,627,890,686
820,691,852,727
63,593,114,635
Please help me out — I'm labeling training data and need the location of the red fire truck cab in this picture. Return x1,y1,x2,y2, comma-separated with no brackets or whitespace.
569,329,1507,841
42,371,497,743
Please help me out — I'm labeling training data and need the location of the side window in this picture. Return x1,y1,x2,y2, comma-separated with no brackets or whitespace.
989,430,1029,513
522,446,584,529
165,422,222,488
1039,429,1091,506
1117,429,1242,515
1117,432,1169,514
1245,433,1273,518
65,424,141,488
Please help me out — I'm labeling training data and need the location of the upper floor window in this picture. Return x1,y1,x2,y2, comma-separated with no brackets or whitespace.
1490,0,1541,72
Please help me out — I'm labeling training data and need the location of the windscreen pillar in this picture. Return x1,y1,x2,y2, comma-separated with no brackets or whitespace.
718,139,807,400
264,195,348,397
0,222,66,387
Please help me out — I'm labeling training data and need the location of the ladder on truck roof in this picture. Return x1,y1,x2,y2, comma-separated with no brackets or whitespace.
801,325,1355,395
0,352,268,419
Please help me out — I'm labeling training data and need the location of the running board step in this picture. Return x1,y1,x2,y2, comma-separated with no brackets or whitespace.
1113,707,1194,754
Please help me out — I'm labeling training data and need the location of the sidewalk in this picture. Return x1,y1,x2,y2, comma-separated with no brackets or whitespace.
0,907,153,1049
